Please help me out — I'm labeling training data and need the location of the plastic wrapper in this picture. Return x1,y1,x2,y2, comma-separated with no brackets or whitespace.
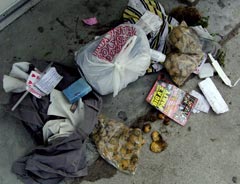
75,24,151,97
92,115,145,174
168,22,203,54
165,53,203,86
123,0,179,74
164,21,204,86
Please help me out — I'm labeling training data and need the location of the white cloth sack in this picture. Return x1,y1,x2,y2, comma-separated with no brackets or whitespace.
75,24,151,97
43,89,85,143
3,62,30,93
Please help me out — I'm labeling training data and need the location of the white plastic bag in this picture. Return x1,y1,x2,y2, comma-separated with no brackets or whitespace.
76,24,151,96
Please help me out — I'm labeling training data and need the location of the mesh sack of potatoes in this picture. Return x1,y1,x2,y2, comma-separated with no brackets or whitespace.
92,115,145,174
164,21,204,86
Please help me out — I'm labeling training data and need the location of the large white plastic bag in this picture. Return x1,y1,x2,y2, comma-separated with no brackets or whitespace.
76,24,151,97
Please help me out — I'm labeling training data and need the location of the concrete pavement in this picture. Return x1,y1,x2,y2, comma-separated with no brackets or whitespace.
0,0,240,184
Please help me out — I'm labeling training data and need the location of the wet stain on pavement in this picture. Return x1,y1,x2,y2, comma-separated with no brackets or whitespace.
118,111,128,121
217,0,225,8
37,26,44,33
71,158,117,183
232,176,237,183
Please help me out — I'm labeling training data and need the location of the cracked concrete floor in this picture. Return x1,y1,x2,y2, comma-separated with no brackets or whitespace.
0,0,240,184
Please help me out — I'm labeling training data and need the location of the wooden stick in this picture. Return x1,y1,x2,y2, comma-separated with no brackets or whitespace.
11,62,53,111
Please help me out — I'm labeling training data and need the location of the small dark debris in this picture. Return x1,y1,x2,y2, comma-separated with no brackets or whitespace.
75,16,80,40
131,108,158,129
163,117,171,126
210,138,216,142
88,31,97,35
232,176,237,183
170,6,201,27
87,19,123,36
188,127,191,132
37,26,44,33
56,17,73,32
95,1,101,6
217,0,225,8
214,72,218,76
68,49,74,55
178,0,200,6
118,111,128,121
103,2,111,8
160,129,169,135
82,0,89,6
148,111,159,122
44,51,52,57
229,102,232,105
87,6,98,14
50,27,54,31
79,39,85,44
74,41,78,44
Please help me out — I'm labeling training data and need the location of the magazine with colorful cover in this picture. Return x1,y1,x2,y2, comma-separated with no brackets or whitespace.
146,80,198,126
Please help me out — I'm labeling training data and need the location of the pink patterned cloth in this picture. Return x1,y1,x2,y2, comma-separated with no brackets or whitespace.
93,25,137,62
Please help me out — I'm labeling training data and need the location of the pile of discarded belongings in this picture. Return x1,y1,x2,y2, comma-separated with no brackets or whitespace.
3,0,240,183
3,62,102,183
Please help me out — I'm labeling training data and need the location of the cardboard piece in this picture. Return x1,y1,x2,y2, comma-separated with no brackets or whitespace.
146,80,197,126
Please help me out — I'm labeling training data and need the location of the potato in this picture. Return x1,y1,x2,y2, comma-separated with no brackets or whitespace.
151,131,162,142
142,124,151,133
150,140,168,153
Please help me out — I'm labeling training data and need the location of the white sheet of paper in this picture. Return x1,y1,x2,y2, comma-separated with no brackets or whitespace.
35,67,63,95
190,90,210,113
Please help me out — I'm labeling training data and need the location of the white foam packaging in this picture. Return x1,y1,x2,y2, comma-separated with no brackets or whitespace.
208,53,240,87
198,78,229,114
